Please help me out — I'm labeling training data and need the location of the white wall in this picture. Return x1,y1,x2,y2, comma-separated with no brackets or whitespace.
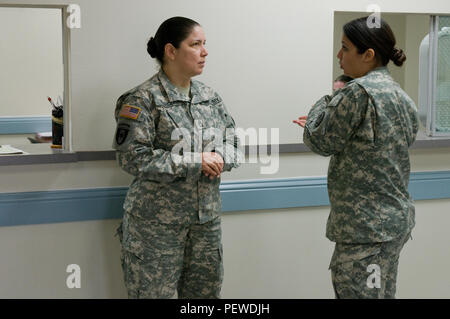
0,0,449,299
0,185,448,299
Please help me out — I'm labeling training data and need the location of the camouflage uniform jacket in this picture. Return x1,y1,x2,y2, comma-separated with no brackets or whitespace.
303,67,419,243
113,68,240,224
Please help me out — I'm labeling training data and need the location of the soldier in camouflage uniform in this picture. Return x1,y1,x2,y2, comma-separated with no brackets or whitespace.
294,17,419,298
113,17,241,299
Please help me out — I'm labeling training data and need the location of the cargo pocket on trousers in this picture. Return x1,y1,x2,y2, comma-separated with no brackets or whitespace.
329,243,381,270
115,221,123,243
202,246,223,298
201,245,224,284
330,244,382,299
121,249,145,299
208,246,223,265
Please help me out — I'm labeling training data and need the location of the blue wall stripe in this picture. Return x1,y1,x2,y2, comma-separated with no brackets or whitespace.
0,188,126,226
0,116,52,134
220,176,330,211
1,171,450,227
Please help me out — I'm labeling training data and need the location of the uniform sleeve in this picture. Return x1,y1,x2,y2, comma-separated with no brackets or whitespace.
112,95,202,182
303,85,368,156
212,94,243,172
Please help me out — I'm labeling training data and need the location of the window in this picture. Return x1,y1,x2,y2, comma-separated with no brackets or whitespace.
0,4,72,152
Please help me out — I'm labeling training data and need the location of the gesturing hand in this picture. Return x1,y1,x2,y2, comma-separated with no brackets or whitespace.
202,152,224,180
293,116,307,128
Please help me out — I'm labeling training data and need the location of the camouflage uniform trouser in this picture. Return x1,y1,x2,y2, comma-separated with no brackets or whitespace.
329,232,411,299
117,213,223,299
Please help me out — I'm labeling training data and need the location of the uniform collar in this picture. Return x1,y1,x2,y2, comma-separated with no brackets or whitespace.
157,68,211,104
157,68,190,102
190,79,211,104
367,66,390,77
356,66,392,84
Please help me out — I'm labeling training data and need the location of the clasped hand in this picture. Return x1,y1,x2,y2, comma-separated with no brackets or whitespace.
202,152,224,180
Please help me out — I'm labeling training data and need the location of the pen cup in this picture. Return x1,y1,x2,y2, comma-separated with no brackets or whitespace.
51,115,63,149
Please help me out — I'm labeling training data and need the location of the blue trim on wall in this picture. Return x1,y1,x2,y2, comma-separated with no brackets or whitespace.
0,116,52,134
220,176,330,211
1,171,450,227
0,188,126,227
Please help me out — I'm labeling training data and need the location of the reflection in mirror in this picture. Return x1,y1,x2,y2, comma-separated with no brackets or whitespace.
0,6,64,154
435,16,450,134
333,12,430,134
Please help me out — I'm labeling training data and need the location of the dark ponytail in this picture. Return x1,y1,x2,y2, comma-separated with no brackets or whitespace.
343,17,406,67
147,16,200,65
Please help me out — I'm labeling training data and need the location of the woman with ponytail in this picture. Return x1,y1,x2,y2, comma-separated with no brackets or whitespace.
294,17,419,298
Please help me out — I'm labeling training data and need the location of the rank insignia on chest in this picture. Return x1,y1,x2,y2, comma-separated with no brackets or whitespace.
119,105,141,120
211,97,221,105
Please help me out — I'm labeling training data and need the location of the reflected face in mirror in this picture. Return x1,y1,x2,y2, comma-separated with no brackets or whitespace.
333,80,346,91
337,35,371,79
171,26,208,78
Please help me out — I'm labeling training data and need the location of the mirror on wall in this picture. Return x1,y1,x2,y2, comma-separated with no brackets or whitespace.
333,12,430,130
0,6,65,154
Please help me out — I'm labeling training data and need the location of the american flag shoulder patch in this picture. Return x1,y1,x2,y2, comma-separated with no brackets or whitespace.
119,105,141,120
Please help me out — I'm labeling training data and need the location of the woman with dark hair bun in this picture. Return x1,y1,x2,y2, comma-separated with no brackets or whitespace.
113,16,241,299
294,16,419,299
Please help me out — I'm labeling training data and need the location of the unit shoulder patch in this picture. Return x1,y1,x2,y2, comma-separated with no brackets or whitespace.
115,123,130,145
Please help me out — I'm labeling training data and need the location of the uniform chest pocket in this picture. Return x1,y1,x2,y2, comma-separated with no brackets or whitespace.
154,106,193,149
193,103,226,130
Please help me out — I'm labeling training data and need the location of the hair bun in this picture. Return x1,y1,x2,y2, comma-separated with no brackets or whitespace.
391,48,406,66
147,37,157,58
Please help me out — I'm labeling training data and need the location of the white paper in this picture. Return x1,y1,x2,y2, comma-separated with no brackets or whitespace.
0,145,25,155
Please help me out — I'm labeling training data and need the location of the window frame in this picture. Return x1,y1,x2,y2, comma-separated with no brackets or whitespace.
0,3,72,151
422,15,450,137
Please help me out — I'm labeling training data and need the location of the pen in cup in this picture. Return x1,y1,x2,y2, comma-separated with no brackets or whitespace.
48,96,57,109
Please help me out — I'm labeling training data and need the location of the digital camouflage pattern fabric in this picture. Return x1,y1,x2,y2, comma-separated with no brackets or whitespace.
118,214,223,298
330,231,411,299
303,67,419,243
113,68,241,225
113,68,240,298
